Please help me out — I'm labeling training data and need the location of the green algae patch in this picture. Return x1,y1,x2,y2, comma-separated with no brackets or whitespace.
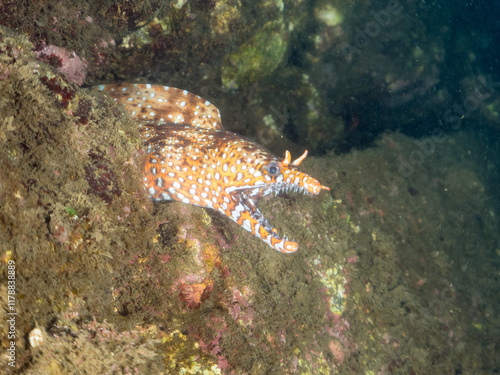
221,21,288,89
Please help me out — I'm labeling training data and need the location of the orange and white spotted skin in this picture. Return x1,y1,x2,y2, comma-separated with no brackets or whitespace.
97,83,330,253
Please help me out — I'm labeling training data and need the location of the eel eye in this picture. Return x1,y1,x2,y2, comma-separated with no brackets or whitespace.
266,161,281,176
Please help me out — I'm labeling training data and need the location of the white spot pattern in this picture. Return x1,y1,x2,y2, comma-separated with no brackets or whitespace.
97,83,329,253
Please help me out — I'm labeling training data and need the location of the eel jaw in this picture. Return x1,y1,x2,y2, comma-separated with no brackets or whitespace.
233,180,321,253
235,190,299,253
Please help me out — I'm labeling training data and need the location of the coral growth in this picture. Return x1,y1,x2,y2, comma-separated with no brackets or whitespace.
179,278,214,309
178,243,222,309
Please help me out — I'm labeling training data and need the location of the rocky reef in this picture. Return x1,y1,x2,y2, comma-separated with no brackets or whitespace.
1,1,499,374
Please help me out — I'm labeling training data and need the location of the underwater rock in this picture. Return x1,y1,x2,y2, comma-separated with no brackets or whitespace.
0,24,153,370
221,20,288,89
36,44,88,85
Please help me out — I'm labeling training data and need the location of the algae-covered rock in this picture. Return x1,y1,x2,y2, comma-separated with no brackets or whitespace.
0,25,159,370
1,0,498,372
221,20,288,89
0,0,164,81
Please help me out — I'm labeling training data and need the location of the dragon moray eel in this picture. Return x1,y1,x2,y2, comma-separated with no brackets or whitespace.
97,83,329,253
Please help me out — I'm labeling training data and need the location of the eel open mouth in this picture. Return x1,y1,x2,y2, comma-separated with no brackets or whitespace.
232,175,328,253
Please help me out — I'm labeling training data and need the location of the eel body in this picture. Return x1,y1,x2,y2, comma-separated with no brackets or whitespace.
98,83,329,253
